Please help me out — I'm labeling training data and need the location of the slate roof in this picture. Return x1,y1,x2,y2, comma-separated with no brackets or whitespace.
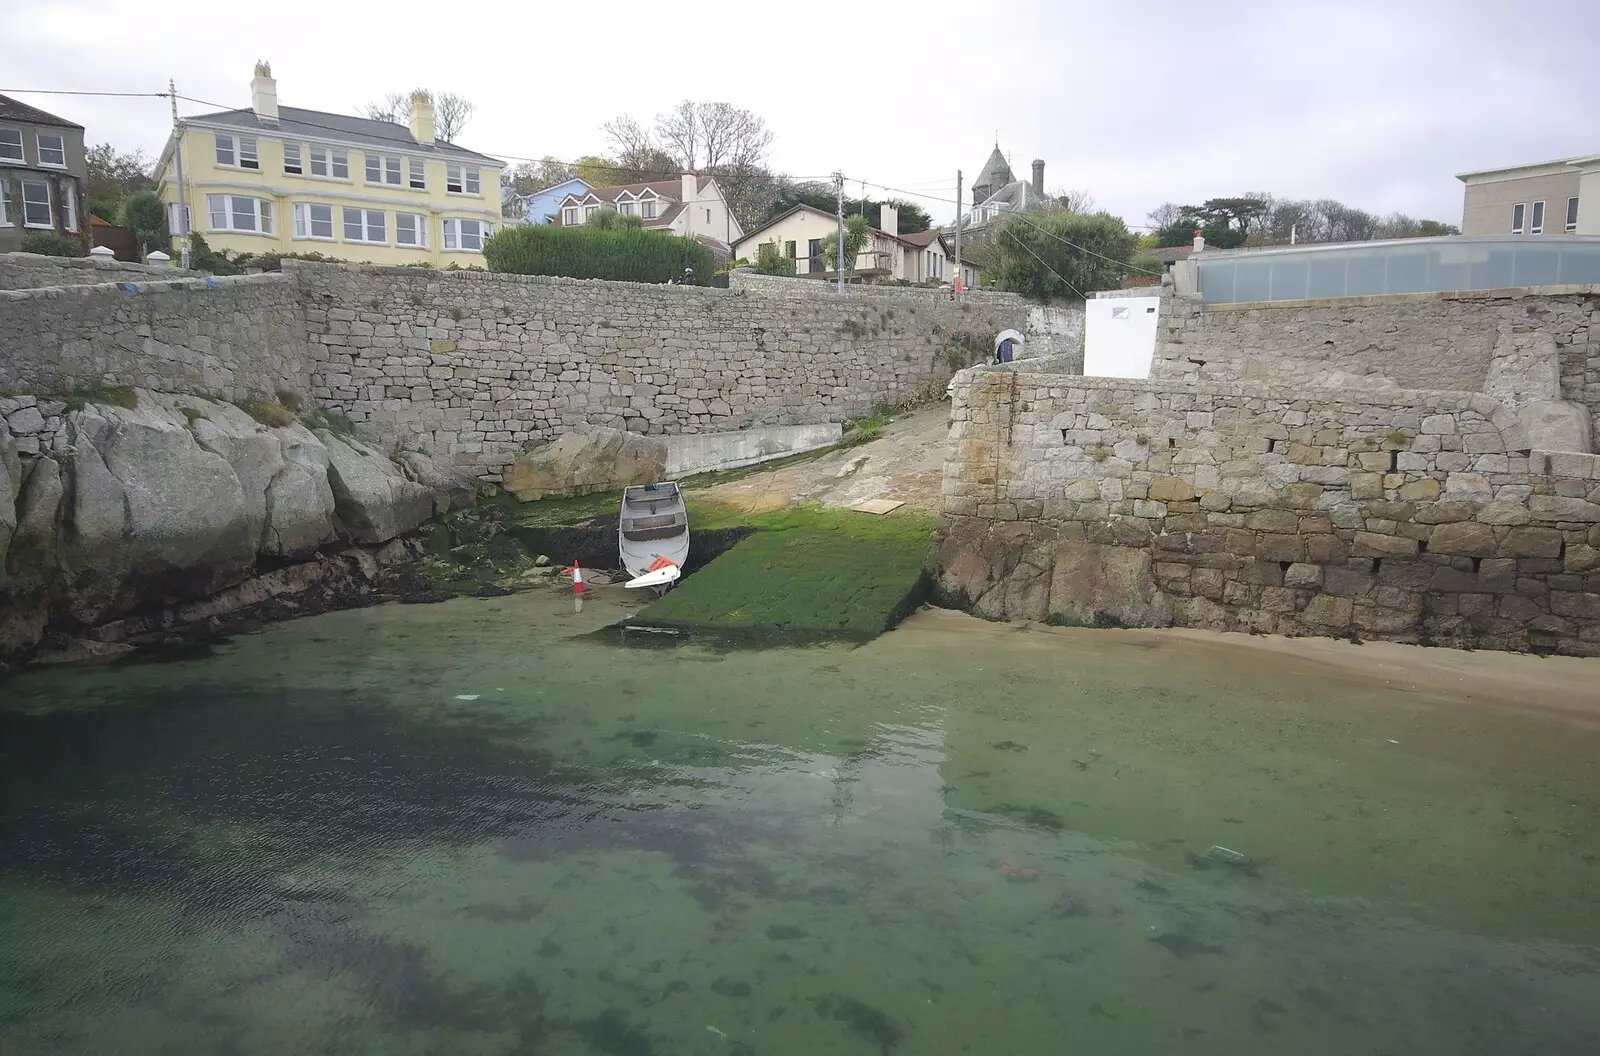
562,177,713,205
974,145,1013,193
0,93,83,129
898,229,945,248
183,104,500,164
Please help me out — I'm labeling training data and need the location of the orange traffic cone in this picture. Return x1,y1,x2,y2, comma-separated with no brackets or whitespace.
571,559,585,595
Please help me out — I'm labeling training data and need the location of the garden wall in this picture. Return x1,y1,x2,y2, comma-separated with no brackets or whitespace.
291,262,1038,478
934,369,1600,655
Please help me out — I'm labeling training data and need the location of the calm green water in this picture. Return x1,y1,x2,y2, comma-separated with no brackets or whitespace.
2,592,1597,1055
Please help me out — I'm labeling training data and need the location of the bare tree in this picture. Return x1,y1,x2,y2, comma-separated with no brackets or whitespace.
360,91,410,124
434,92,475,141
1051,187,1097,213
360,89,474,140
1146,202,1185,230
601,101,775,226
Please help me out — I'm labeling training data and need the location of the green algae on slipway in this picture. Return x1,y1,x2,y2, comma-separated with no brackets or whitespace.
633,504,934,636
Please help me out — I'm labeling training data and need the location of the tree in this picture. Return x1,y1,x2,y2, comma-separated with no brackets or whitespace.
1146,202,1186,231
602,100,776,226
360,89,474,140
119,190,167,257
821,215,871,280
85,143,154,212
1416,219,1461,237
992,207,1137,303
758,181,931,234
1052,188,1097,213
503,157,578,207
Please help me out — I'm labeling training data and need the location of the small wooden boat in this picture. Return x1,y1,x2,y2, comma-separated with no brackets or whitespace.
619,482,689,591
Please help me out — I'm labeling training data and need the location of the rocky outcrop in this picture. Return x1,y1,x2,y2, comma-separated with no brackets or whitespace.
0,389,476,666
503,426,668,501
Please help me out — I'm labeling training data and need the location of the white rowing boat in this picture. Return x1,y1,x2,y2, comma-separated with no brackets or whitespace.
618,482,689,591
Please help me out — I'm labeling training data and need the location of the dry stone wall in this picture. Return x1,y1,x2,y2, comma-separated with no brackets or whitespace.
935,369,1600,655
0,252,194,291
293,262,1033,478
1152,284,1600,424
0,272,307,403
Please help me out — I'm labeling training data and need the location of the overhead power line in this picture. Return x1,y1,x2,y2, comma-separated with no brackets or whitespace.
0,88,170,98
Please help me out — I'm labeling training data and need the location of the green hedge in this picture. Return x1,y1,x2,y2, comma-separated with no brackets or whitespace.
20,232,84,257
482,225,716,284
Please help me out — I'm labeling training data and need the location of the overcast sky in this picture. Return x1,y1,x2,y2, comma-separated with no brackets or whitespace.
7,0,1595,228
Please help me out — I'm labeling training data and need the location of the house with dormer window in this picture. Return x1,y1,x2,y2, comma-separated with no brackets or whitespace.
552,174,743,250
154,63,503,266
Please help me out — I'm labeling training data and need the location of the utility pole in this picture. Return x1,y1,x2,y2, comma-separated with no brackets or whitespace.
170,79,189,270
834,171,845,292
953,169,963,292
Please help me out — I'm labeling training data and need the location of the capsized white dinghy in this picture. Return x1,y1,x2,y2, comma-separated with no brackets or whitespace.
618,482,689,591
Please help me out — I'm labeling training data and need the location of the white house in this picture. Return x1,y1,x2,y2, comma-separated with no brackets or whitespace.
552,173,743,249
734,203,977,285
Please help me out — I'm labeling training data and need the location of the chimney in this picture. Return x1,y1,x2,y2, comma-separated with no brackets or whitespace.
1031,158,1045,197
1193,229,1205,254
681,172,697,232
879,203,898,236
250,61,278,124
408,89,435,144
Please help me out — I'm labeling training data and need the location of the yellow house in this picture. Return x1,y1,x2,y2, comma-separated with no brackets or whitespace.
154,63,502,267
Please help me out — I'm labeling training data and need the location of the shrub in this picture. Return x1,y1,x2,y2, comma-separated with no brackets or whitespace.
233,250,344,272
63,386,138,411
20,232,83,257
301,407,354,437
240,400,295,428
753,242,797,277
187,233,241,275
482,225,716,285
585,206,644,230
119,190,168,256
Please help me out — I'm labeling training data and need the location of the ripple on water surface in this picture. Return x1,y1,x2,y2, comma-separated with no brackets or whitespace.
2,593,1598,1055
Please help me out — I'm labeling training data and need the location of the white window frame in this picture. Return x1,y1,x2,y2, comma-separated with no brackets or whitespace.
446,164,481,195
62,184,77,232
343,206,387,245
283,142,303,175
395,212,427,248
238,136,259,170
0,128,21,164
442,217,490,251
1530,200,1545,235
21,179,53,228
408,158,426,190
36,133,67,169
308,146,350,180
1567,196,1580,232
293,202,335,241
562,206,578,225
1511,202,1525,234
205,193,274,235
641,200,657,219
167,201,189,234
215,133,236,167
618,201,635,215
584,205,598,221
0,181,12,224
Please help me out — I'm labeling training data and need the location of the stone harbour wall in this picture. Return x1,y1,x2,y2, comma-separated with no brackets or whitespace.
0,272,308,403
934,369,1600,655
292,262,1035,478
1153,284,1600,423
0,252,195,291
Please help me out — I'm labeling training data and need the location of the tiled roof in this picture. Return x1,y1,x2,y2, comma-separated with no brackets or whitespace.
0,93,82,129
564,176,712,206
898,229,943,248
183,104,500,164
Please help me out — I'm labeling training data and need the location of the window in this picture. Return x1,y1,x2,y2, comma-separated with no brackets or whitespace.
584,205,598,221
309,147,350,179
21,179,52,227
1511,203,1525,234
784,240,795,258
1530,200,1545,235
619,201,635,215
206,194,273,234
293,202,334,240
0,182,11,224
446,164,480,194
396,212,427,247
0,129,21,163
167,202,189,234
283,143,302,174
343,206,387,244
409,158,425,189
366,154,402,185
37,133,66,168
1568,197,1580,232
705,208,711,222
238,137,259,169
641,200,657,219
215,134,236,167
62,186,77,231
443,218,490,251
